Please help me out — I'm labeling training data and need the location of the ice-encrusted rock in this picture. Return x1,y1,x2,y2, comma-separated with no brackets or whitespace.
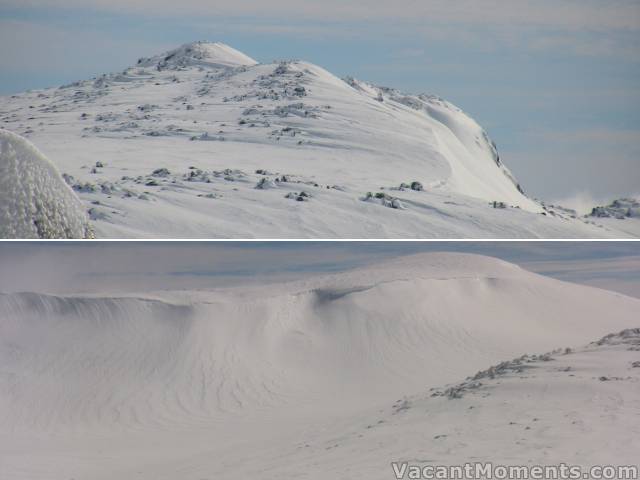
256,177,277,189
0,129,92,238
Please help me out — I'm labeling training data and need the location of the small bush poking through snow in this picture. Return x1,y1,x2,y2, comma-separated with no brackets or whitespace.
0,129,92,238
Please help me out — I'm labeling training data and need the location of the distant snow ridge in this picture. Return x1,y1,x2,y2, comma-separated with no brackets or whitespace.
0,129,92,238
588,198,640,219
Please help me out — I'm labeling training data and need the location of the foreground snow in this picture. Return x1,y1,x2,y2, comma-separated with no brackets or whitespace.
1,41,635,238
0,129,91,238
1,253,638,478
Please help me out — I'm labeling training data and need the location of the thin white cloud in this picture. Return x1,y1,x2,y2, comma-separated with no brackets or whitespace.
0,243,391,294
505,146,640,201
523,256,640,298
526,128,640,149
2,2,638,76
0,19,171,74
6,0,640,31
504,127,640,199
1,243,638,296
529,32,639,58
548,191,611,215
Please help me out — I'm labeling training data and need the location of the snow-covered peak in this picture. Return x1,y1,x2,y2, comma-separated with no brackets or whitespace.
135,41,258,70
4,42,636,237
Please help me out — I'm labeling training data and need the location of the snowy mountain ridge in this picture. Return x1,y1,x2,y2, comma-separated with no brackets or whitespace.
1,41,636,238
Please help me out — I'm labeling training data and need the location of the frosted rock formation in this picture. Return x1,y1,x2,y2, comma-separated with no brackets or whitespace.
0,129,92,238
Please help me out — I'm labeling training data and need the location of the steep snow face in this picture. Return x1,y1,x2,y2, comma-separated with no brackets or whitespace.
347,77,530,208
1,253,639,478
136,41,258,70
0,43,633,237
0,129,91,238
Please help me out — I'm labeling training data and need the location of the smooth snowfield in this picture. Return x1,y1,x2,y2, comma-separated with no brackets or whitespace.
1,41,636,238
1,253,639,479
0,129,91,238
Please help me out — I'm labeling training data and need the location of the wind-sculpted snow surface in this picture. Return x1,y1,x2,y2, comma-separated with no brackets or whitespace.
1,254,639,478
0,129,92,238
1,41,634,237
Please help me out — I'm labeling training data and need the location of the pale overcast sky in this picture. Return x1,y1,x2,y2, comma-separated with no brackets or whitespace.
0,0,638,202
1,242,639,298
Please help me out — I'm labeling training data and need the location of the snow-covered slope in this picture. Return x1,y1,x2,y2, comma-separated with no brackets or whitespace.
291,328,640,478
0,41,632,238
0,129,92,238
1,253,638,478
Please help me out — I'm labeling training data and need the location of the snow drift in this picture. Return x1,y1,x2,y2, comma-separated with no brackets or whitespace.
1,253,639,478
0,129,91,238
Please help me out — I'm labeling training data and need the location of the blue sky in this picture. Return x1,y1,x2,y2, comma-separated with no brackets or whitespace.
0,0,639,202
1,241,639,298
